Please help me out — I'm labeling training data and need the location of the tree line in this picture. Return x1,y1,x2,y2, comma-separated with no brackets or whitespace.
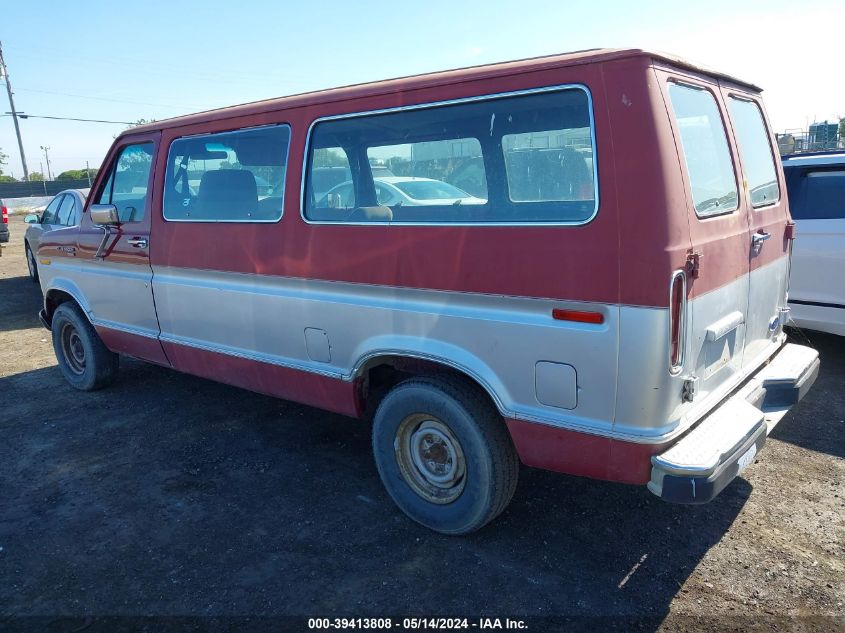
0,149,98,183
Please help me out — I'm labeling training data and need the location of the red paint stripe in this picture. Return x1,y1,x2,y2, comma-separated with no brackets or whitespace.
505,417,667,485
160,341,361,419
95,326,170,367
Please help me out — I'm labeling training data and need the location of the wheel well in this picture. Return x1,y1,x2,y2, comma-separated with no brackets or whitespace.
356,355,502,421
44,289,80,323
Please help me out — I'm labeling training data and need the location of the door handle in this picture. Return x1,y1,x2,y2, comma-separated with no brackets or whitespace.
751,231,771,252
127,237,148,248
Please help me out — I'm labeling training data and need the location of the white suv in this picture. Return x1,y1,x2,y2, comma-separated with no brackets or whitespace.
782,151,845,336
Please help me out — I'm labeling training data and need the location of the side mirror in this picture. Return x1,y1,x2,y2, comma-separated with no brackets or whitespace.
24,214,40,224
90,204,120,226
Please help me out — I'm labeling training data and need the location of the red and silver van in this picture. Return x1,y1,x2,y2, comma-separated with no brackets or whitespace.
36,49,819,534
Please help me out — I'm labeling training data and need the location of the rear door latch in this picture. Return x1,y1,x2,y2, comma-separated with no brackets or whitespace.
686,251,703,279
682,375,699,402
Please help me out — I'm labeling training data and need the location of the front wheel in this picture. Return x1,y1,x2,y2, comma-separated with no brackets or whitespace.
372,376,519,534
25,243,38,282
51,303,119,391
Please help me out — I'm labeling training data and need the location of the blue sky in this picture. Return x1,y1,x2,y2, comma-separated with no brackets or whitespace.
1,0,841,177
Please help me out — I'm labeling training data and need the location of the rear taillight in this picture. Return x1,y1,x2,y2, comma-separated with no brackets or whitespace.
1,207,7,224
669,270,687,372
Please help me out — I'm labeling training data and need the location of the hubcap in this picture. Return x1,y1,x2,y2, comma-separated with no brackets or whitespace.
60,323,86,375
395,414,466,504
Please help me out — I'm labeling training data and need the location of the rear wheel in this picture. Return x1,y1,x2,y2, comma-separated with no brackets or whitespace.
25,243,38,282
372,376,519,534
51,303,119,391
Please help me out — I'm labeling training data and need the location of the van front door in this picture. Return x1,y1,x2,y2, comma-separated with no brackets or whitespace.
74,132,168,365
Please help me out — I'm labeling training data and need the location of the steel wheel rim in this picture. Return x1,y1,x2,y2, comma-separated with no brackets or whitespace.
395,414,466,504
60,322,86,375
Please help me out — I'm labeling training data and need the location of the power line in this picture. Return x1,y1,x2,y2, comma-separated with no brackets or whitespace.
2,112,133,124
13,85,210,111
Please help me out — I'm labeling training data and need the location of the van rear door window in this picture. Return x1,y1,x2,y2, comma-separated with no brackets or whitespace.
303,87,597,224
728,97,779,208
164,124,291,222
668,83,738,218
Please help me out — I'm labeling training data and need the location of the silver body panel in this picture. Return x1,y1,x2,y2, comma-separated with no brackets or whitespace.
40,252,790,447
151,266,620,435
745,255,791,366
39,257,160,339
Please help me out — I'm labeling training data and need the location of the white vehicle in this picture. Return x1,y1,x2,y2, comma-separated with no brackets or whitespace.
319,176,485,209
782,152,845,336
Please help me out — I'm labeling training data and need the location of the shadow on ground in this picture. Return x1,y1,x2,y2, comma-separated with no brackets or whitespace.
776,329,845,460
1,356,750,624
0,273,43,334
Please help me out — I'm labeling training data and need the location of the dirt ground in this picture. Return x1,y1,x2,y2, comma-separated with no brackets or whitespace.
1,215,843,631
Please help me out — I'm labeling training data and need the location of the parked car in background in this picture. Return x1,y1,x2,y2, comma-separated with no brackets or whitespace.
23,189,86,281
318,176,485,211
1,198,9,243
782,151,845,336
311,165,394,202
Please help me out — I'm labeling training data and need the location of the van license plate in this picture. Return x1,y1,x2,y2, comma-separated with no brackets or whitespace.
737,445,757,474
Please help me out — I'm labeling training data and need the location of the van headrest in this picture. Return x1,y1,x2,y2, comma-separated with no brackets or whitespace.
196,169,257,219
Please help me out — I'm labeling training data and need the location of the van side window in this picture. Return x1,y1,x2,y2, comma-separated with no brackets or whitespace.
303,87,597,224
785,168,845,220
96,143,154,223
163,125,291,222
668,83,738,218
728,97,779,208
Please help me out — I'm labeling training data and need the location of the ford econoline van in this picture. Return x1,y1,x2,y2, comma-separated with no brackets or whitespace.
36,49,819,534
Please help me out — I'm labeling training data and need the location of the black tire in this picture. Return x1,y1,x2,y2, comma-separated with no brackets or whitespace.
25,242,38,282
372,376,519,535
51,302,119,391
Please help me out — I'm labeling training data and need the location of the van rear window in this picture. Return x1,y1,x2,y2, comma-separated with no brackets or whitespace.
668,83,738,218
728,97,779,208
303,87,597,224
164,125,291,222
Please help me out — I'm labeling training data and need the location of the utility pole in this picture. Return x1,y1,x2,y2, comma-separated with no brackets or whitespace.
85,160,92,187
0,41,30,181
40,145,52,180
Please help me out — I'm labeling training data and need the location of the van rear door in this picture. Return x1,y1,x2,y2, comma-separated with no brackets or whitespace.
664,78,751,401
724,93,790,369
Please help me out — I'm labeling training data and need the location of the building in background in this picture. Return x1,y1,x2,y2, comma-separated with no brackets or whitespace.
777,120,842,155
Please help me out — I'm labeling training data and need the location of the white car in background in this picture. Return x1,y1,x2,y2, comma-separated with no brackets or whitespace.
782,152,845,336
319,176,485,208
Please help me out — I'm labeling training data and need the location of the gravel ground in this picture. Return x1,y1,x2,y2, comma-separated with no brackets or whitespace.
1,215,843,631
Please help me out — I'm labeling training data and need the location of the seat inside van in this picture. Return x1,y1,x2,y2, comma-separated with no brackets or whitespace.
195,169,257,220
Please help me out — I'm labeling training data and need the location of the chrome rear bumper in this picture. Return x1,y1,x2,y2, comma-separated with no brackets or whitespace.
648,343,820,504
